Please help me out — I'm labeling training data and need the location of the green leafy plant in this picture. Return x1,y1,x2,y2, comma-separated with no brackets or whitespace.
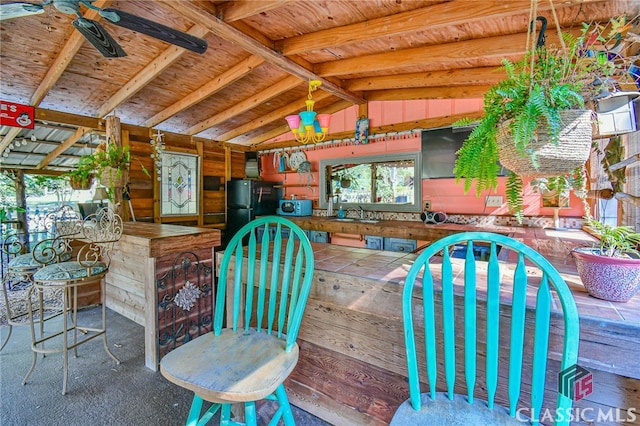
453,16,636,222
583,217,640,258
64,155,95,189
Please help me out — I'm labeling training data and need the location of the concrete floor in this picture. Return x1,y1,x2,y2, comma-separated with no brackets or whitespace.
0,305,331,426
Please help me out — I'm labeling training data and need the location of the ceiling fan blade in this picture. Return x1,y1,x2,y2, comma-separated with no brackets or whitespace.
102,8,207,55
72,18,127,58
0,2,44,21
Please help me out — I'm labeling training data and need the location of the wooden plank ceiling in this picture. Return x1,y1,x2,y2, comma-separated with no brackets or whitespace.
0,0,638,172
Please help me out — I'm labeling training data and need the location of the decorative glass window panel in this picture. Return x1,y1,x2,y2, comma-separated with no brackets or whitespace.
161,152,199,216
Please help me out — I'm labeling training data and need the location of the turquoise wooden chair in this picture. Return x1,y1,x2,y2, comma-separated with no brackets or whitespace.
160,216,315,426
391,232,580,426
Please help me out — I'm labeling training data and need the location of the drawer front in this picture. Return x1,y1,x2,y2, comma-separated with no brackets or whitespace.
365,235,384,250
309,231,329,243
384,237,417,253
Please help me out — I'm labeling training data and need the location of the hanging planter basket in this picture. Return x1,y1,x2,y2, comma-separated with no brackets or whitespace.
496,109,593,177
69,174,94,190
99,167,125,189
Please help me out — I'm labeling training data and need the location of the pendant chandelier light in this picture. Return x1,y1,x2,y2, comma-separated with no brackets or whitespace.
285,80,331,144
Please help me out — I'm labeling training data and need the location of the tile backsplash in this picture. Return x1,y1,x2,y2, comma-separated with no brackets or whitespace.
314,209,584,229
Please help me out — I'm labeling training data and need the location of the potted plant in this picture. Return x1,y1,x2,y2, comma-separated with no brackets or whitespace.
572,217,640,302
93,141,130,191
454,17,635,222
65,155,95,190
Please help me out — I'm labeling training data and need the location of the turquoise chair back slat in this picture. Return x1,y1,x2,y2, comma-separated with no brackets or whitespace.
485,241,501,409
464,241,477,404
531,275,552,423
401,231,580,426
508,252,528,416
215,216,315,352
441,248,455,398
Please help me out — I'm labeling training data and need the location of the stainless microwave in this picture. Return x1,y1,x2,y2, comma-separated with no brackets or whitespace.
278,199,312,216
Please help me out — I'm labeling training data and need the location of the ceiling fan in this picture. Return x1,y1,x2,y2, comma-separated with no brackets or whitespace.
0,0,208,57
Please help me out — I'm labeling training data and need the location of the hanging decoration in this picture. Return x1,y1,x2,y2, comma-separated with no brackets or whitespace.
150,129,165,182
355,117,369,144
284,80,332,144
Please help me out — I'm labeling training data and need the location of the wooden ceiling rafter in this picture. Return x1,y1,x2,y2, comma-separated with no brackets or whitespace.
0,0,111,157
159,0,366,105
216,0,297,22
36,126,91,169
343,67,507,91
186,74,302,135
217,91,334,142
140,55,265,128
274,0,599,55
95,23,211,118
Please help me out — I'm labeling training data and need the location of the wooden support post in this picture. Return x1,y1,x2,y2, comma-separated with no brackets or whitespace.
105,116,127,219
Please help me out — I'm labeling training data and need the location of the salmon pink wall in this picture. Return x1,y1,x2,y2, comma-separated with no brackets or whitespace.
261,99,585,218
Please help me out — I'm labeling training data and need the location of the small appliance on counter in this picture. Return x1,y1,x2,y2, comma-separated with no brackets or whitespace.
279,199,313,217
421,210,447,224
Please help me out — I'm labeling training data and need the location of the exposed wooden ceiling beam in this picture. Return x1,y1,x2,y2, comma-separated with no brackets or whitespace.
217,0,295,21
36,127,91,169
275,0,599,55
160,0,366,105
141,55,265,128
30,0,112,107
344,67,506,91
96,24,210,118
314,29,574,77
364,85,493,101
217,91,333,141
187,75,302,135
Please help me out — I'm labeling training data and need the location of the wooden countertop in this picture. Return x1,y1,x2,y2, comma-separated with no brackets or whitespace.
286,215,522,241
121,222,221,257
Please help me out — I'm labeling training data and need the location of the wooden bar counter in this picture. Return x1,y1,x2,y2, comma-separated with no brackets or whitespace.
106,222,221,370
218,223,640,425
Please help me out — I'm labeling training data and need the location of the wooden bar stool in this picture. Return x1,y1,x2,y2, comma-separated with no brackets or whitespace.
22,207,123,395
160,216,315,425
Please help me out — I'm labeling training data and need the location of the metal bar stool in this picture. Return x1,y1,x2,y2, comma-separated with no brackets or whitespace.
22,207,122,395
1,206,81,352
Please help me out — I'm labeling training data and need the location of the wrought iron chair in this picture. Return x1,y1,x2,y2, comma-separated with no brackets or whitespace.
390,232,580,426
160,216,315,425
0,205,81,352
23,207,122,395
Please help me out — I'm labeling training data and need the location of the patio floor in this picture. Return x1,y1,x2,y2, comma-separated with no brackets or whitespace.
0,305,331,426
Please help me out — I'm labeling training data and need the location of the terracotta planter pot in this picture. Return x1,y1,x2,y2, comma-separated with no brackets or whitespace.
572,248,640,302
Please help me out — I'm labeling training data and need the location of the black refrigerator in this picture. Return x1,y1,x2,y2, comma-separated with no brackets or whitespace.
224,179,281,247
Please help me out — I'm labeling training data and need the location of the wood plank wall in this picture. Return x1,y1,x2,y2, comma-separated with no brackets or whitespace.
123,124,247,226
